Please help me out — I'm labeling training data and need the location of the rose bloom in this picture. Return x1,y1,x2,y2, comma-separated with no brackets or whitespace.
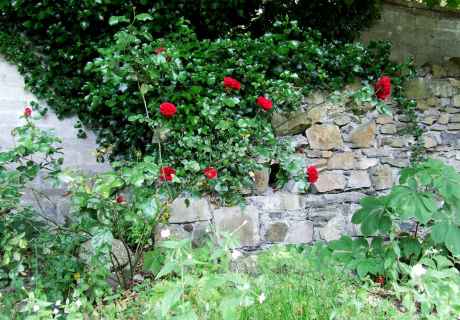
159,102,177,118
160,166,176,181
223,76,241,90
306,165,319,184
203,167,218,179
155,47,166,55
24,107,32,117
374,76,391,101
115,195,125,204
256,96,273,111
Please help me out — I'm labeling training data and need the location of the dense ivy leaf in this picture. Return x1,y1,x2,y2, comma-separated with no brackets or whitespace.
108,15,129,26
445,225,460,255
431,222,448,244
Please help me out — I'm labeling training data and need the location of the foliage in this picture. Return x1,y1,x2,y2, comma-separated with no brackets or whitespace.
329,159,460,281
80,19,412,204
395,250,460,320
93,243,406,320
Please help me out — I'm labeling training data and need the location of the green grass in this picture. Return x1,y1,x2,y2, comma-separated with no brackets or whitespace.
98,246,407,320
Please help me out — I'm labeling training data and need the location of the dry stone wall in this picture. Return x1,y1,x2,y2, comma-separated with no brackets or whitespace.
159,63,460,249
2,55,460,249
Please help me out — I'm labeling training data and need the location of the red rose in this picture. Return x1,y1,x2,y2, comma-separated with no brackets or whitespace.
203,167,218,180
155,47,166,55
374,76,391,101
24,107,32,117
256,96,273,111
223,77,241,90
160,166,176,181
306,165,319,184
116,195,125,204
159,102,177,118
375,276,385,286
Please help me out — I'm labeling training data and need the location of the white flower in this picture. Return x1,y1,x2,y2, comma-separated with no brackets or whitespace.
411,264,427,278
33,304,40,312
53,308,60,315
231,250,242,260
242,283,251,291
160,229,171,239
258,292,266,304
55,300,61,306
75,299,82,308
187,254,193,260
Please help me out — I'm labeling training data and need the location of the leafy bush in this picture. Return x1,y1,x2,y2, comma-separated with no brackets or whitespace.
330,159,460,279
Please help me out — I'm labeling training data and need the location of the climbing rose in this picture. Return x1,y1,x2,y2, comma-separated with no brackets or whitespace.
24,107,32,117
159,102,177,118
306,165,319,184
375,276,385,286
155,47,166,54
256,96,273,111
374,76,391,101
160,166,176,181
116,195,125,204
203,167,218,180
223,77,241,90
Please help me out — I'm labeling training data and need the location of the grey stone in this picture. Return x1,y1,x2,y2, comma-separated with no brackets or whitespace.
449,114,460,123
438,113,450,125
350,121,376,148
327,152,356,170
376,116,393,124
305,91,326,105
313,171,347,193
79,239,132,270
319,215,348,241
169,197,212,223
441,132,460,147
430,79,455,97
446,107,460,114
380,124,397,134
154,222,211,247
431,64,447,78
265,222,288,242
347,171,372,189
334,115,352,126
381,157,410,168
272,111,312,136
404,78,430,99
448,123,460,131
423,133,438,149
306,124,343,150
356,157,379,169
422,116,436,125
381,136,406,148
254,167,270,194
285,221,314,244
431,124,448,131
213,205,260,247
307,106,326,124
370,165,394,190
453,95,460,107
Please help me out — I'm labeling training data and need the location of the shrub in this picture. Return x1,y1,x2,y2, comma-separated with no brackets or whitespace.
330,159,460,280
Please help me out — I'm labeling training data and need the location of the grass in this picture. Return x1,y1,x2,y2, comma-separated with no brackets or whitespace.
97,245,408,319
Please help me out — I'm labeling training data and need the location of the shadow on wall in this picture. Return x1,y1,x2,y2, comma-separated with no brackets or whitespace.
360,0,460,65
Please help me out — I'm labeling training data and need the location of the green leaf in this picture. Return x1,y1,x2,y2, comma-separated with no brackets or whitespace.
138,197,159,220
108,15,129,26
135,13,153,22
431,222,449,244
143,250,164,274
445,225,460,255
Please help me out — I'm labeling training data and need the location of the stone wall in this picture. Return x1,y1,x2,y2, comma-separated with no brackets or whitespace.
361,0,460,65
2,55,460,249
159,63,460,249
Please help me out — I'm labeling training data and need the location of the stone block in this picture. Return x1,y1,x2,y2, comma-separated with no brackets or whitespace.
376,116,393,124
213,206,260,247
265,222,288,242
169,197,212,223
327,152,356,170
380,124,397,134
350,121,376,148
285,221,314,244
437,113,450,125
254,167,270,195
319,215,349,241
356,157,379,170
313,171,347,193
404,78,430,99
370,165,394,190
272,111,311,136
347,171,372,189
306,124,343,150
